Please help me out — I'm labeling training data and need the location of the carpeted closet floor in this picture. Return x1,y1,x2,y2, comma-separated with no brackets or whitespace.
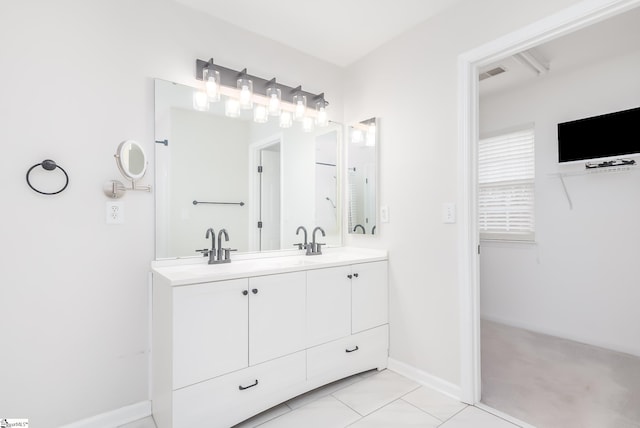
481,319,640,428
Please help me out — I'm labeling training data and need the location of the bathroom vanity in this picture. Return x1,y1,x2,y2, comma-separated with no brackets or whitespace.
151,247,389,428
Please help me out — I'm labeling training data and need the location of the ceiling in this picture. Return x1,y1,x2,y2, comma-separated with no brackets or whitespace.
173,0,463,67
479,5,640,97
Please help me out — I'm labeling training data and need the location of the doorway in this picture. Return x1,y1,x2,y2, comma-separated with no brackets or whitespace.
458,0,640,419
250,138,282,251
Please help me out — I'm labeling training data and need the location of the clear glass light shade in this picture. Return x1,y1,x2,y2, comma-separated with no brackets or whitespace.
315,101,328,127
279,111,293,128
193,90,209,112
302,116,315,133
203,68,220,101
293,93,306,121
266,87,282,116
237,78,253,109
253,105,268,123
225,98,241,118
366,123,377,147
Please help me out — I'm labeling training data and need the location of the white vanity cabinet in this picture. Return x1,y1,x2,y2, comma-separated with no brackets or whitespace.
152,249,388,428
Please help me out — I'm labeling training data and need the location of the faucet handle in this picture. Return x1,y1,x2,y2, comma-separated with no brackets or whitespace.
315,243,325,255
293,243,305,250
223,248,237,260
195,248,210,257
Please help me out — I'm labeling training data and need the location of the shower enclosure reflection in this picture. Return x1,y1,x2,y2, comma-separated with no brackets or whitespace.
347,118,378,235
154,79,342,259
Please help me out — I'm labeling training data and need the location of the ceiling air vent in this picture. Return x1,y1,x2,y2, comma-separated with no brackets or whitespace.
479,66,506,81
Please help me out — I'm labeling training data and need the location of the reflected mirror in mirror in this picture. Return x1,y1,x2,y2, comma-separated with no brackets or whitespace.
154,79,342,259
116,140,147,181
347,118,377,235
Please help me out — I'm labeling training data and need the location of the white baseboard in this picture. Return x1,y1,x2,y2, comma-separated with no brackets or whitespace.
388,358,461,400
59,401,152,428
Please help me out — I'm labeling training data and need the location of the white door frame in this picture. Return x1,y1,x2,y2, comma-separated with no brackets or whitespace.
457,0,640,404
248,134,284,252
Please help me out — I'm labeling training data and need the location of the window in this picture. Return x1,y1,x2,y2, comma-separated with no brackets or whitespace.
478,127,535,241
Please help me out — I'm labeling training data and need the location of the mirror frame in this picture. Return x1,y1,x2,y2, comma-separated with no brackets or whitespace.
115,140,148,182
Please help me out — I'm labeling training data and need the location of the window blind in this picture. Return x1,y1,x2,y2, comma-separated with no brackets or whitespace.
478,128,535,240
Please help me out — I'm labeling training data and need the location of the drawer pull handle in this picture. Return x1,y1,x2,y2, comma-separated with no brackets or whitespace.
252,288,259,294
347,274,353,279
239,379,259,390
353,273,359,278
345,346,359,353
242,290,248,296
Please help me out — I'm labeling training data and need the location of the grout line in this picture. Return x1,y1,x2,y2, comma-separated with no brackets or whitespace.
435,405,469,427
398,397,449,423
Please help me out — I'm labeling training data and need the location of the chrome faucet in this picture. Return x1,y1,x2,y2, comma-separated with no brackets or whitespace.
353,224,365,234
309,226,326,255
196,227,235,264
216,229,229,262
294,226,308,251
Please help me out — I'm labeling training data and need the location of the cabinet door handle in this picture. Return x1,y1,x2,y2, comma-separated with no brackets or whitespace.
252,288,258,294
347,274,353,279
345,346,359,353
353,273,359,278
242,290,248,296
239,379,259,390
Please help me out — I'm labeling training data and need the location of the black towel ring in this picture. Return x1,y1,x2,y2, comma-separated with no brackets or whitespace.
26,159,69,195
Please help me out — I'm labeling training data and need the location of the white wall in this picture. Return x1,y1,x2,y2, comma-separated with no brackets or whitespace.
0,1,343,426
343,0,582,386
479,48,640,356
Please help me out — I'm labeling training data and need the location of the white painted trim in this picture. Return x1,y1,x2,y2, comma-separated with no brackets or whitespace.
458,0,640,405
59,401,152,428
388,358,461,400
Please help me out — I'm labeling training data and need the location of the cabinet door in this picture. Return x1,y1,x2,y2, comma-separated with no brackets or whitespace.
248,272,306,366
352,261,388,333
306,265,352,347
173,279,249,389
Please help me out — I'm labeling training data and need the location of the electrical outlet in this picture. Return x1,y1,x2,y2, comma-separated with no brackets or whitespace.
106,201,124,224
442,203,456,224
380,205,389,223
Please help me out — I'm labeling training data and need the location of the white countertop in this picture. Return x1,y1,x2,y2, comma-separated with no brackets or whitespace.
152,247,388,286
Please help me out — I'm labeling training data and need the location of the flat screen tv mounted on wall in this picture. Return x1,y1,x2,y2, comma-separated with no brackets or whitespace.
557,106,640,163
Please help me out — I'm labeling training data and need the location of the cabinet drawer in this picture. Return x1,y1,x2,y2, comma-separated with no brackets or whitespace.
307,325,389,385
173,351,306,428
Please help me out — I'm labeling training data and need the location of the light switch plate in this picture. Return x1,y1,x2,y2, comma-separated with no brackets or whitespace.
442,203,456,224
106,201,124,224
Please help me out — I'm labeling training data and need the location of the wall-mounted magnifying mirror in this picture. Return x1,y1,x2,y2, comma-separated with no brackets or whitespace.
347,118,378,235
116,140,148,181
104,139,151,198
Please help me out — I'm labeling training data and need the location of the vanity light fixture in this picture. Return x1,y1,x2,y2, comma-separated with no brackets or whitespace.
279,111,293,128
193,90,209,112
194,58,329,131
237,69,253,109
266,78,282,116
225,98,241,118
203,59,221,101
314,94,329,127
302,116,315,133
292,87,307,121
254,105,269,123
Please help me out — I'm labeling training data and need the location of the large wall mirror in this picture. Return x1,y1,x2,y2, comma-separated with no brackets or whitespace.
347,118,378,235
155,79,342,259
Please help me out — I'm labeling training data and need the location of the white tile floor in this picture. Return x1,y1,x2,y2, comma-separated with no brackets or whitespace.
120,369,522,428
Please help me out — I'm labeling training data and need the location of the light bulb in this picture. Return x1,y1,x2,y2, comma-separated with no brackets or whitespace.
203,68,220,102
292,93,306,121
254,105,268,123
237,78,253,109
225,98,241,118
193,90,209,112
268,92,281,116
315,105,328,127
302,116,315,133
279,111,293,128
